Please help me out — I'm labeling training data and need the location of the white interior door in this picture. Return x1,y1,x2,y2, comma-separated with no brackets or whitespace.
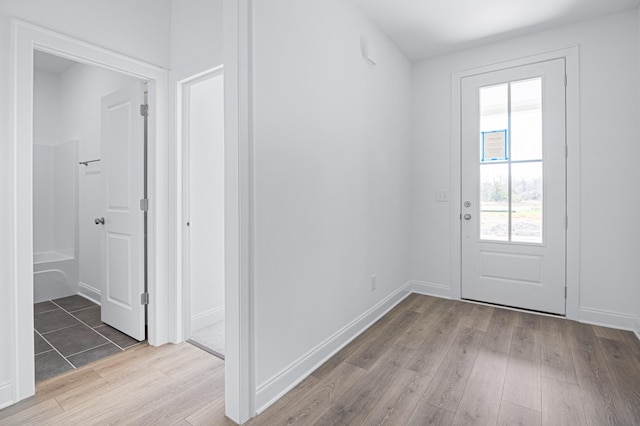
100,81,146,340
184,70,226,337
461,59,566,315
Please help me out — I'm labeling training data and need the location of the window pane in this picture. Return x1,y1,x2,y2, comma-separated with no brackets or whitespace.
480,83,508,136
511,162,543,243
511,78,542,161
480,163,509,241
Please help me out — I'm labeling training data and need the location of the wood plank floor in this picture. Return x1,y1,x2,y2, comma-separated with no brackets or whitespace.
0,341,233,426
2,294,639,425
250,295,640,426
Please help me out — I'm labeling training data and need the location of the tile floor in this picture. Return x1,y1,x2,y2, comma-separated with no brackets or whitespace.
34,295,143,382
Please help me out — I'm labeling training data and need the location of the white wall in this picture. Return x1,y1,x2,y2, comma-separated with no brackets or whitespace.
0,12,13,408
0,1,171,407
0,0,171,68
251,0,412,408
170,0,223,69
637,7,640,338
33,70,61,147
58,63,139,299
411,10,640,326
188,73,226,331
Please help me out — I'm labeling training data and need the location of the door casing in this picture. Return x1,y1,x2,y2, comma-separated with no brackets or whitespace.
451,46,581,320
11,19,167,402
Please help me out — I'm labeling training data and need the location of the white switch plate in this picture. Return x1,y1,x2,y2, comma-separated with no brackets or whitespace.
436,190,449,202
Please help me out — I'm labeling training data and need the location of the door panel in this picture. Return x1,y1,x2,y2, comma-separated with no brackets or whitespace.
461,59,566,315
100,82,146,340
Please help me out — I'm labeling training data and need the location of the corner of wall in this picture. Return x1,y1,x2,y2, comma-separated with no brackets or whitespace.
409,280,452,300
579,306,640,333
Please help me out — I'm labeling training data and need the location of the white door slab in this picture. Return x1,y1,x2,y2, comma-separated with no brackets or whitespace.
461,59,566,315
100,82,146,340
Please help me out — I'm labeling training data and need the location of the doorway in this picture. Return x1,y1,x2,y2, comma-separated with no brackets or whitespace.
460,59,567,315
32,51,148,380
181,68,226,359
12,21,170,402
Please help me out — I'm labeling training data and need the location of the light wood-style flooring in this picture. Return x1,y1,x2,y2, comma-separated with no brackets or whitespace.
2,294,640,425
0,341,232,425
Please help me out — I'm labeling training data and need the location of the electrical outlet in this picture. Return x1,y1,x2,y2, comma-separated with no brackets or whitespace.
370,275,376,291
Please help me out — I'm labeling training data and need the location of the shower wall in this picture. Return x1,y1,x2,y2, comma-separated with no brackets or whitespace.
33,61,138,303
33,141,78,257
33,70,79,302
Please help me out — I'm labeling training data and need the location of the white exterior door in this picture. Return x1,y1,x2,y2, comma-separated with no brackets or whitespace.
100,82,146,340
461,59,567,315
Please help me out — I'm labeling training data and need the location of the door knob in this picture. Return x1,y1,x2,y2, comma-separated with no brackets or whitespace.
95,217,105,225
464,214,472,220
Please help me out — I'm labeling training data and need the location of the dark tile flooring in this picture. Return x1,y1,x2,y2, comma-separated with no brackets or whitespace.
34,295,143,382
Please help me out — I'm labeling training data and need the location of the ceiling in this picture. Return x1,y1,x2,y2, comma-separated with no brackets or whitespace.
352,0,640,61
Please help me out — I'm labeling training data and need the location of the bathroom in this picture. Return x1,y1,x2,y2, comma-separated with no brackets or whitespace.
32,51,145,380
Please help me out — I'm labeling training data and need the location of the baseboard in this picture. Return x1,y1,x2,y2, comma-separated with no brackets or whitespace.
77,282,101,305
255,283,412,413
0,381,13,410
409,280,452,299
579,307,639,333
191,306,225,331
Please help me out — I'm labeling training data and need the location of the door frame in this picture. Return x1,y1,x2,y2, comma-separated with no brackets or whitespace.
10,20,168,402
451,46,581,320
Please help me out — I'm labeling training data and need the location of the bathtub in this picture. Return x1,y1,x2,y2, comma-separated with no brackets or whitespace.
33,251,77,303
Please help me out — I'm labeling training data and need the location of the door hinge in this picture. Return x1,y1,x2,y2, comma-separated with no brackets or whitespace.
140,198,149,212
565,74,568,87
565,145,568,158
141,292,149,305
565,216,568,230
565,287,567,298
140,104,149,117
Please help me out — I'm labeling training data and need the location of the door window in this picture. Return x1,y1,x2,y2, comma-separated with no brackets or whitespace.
479,78,543,243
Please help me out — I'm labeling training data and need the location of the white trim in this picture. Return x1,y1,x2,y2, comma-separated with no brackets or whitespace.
0,382,13,410
10,20,169,405
409,280,453,299
77,282,101,305
635,316,640,341
450,45,580,320
579,307,640,333
255,284,412,414
224,0,254,423
191,306,226,332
